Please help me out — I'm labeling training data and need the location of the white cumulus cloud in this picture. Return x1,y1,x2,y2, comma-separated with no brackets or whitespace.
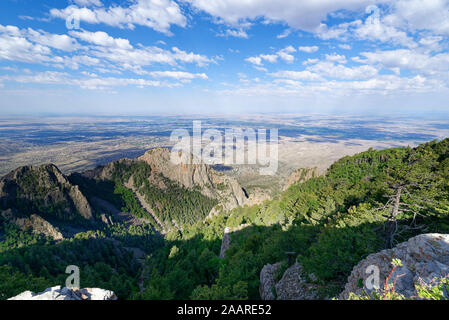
269,70,322,81
50,0,187,35
218,29,249,38
298,46,319,53
69,30,132,50
186,0,381,31
246,46,297,67
72,0,103,7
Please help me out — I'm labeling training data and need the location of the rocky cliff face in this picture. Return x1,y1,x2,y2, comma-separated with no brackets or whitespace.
91,148,248,215
339,233,449,299
138,148,248,212
283,167,320,191
8,286,117,300
0,164,93,221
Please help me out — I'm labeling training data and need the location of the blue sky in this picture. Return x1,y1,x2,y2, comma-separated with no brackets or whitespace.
0,0,449,115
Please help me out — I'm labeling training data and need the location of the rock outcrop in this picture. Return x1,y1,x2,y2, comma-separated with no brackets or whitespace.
245,187,272,206
219,224,250,259
8,286,117,300
283,167,320,191
3,211,63,240
260,262,319,300
275,263,319,300
219,227,232,259
68,185,93,220
339,233,449,299
100,213,114,226
259,263,282,300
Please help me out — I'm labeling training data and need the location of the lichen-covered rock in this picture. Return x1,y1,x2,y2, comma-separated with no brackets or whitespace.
260,262,320,300
8,286,117,300
339,233,449,299
275,263,319,300
259,263,282,300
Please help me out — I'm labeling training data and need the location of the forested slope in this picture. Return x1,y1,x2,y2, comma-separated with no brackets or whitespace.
137,138,449,299
1,139,448,300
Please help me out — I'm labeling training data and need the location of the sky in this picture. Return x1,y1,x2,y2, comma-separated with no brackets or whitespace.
0,0,449,115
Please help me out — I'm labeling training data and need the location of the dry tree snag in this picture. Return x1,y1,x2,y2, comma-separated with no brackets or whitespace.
386,186,402,248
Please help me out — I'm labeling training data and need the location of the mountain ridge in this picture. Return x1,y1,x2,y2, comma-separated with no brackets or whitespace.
0,147,252,234
2,138,448,300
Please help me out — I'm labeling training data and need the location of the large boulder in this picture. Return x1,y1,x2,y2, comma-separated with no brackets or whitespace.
339,233,449,299
260,262,319,300
8,286,117,300
259,263,282,300
275,263,319,300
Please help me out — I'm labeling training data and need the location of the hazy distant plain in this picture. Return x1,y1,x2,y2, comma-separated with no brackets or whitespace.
1,114,448,191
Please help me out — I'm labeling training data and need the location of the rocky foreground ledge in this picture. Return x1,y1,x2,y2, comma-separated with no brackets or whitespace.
339,233,449,299
8,286,117,300
260,233,449,300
